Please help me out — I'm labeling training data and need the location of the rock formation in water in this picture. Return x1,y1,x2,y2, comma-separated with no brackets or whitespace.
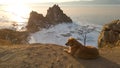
26,4,72,33
46,4,72,24
98,20,120,48
26,11,48,32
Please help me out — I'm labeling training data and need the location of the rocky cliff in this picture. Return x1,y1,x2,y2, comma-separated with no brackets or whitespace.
98,20,120,48
26,4,72,33
26,11,48,32
46,4,72,24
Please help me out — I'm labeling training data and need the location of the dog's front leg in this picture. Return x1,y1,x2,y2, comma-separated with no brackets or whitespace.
64,47,71,54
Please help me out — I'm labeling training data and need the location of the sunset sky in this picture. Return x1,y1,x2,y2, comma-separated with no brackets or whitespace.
0,0,79,4
0,0,120,5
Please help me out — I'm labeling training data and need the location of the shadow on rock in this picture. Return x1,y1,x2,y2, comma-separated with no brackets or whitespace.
76,56,120,68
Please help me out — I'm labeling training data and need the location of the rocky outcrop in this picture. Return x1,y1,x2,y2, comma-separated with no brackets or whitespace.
26,11,48,33
0,29,29,45
98,20,120,48
26,4,72,33
46,4,72,24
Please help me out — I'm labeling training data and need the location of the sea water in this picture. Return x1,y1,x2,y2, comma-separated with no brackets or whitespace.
0,4,120,47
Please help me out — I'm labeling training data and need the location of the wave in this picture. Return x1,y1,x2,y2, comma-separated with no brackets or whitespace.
29,22,101,47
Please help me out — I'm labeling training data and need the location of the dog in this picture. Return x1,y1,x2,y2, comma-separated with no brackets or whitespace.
64,37,99,59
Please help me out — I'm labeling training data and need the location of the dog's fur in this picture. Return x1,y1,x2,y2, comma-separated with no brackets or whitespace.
64,37,99,59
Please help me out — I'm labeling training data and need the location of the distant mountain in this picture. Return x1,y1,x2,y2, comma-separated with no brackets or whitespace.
59,0,120,5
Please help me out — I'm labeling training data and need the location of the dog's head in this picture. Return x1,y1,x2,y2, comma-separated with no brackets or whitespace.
65,37,78,46
65,37,83,47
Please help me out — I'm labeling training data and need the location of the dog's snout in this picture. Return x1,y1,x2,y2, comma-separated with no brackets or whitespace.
65,43,67,45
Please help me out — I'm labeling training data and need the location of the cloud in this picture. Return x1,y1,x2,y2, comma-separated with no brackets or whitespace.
92,0,120,3
61,0,120,5
79,0,94,1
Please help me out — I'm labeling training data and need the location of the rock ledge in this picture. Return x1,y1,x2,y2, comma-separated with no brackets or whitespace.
98,20,120,48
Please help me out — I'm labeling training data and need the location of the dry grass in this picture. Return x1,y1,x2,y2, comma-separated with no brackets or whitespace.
0,44,120,68
0,29,29,45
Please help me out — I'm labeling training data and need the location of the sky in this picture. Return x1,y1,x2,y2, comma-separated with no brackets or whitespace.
0,0,120,4
0,0,80,4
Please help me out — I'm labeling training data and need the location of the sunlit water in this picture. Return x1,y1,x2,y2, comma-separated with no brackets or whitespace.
0,4,120,27
0,4,120,46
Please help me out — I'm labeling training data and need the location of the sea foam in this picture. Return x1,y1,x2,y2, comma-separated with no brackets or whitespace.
29,22,101,47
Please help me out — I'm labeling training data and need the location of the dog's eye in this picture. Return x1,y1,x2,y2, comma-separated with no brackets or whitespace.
70,43,74,46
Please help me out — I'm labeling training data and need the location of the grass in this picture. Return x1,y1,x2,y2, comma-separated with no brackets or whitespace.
0,44,120,68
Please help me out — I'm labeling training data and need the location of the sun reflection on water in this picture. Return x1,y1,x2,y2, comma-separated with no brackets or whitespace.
4,3,31,23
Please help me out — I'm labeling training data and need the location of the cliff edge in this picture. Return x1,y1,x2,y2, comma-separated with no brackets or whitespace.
0,44,120,68
98,20,120,48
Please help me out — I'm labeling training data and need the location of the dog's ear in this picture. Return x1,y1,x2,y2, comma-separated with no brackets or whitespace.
68,37,75,41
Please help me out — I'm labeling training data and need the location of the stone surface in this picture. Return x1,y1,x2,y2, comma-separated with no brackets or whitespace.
98,20,120,48
26,4,72,33
26,11,48,33
46,4,72,24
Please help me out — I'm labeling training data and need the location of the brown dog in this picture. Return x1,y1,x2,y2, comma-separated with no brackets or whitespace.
64,37,99,59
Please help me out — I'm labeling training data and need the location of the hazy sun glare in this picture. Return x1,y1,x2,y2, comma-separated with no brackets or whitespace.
4,3,31,23
0,0,80,4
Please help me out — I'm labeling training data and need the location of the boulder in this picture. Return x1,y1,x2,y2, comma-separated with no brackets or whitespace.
26,4,72,33
98,20,120,48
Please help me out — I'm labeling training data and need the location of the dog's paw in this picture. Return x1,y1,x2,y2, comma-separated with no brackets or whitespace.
63,49,68,52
